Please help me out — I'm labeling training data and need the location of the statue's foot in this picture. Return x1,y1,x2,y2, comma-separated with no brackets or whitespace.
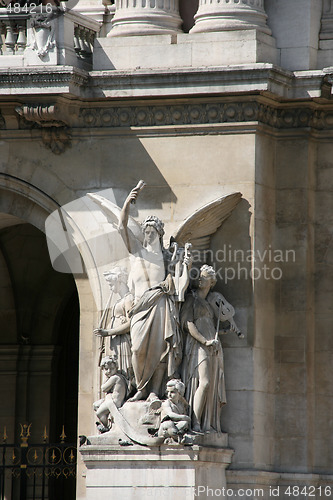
192,423,202,433
96,422,110,434
128,390,145,402
147,392,159,401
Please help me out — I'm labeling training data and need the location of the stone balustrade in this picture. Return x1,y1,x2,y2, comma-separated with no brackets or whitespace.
109,0,182,36
0,17,27,56
190,0,271,34
74,24,96,63
0,8,99,68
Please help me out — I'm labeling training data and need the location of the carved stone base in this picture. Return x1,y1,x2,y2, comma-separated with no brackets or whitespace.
88,400,229,448
80,444,234,499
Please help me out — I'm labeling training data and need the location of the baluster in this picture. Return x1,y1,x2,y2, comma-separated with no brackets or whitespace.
74,26,80,56
16,23,27,54
83,30,92,58
78,27,87,57
4,22,15,55
88,31,95,54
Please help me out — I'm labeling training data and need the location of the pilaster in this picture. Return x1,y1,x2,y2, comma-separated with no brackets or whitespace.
318,0,333,68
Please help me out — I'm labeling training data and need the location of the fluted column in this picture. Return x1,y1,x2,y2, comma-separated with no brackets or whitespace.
190,0,271,35
109,0,182,37
320,0,333,41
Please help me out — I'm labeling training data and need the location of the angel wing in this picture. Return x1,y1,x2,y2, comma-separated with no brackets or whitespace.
87,192,144,247
173,192,242,250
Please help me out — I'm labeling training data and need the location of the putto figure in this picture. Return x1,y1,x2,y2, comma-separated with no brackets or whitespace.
158,379,191,444
93,355,127,433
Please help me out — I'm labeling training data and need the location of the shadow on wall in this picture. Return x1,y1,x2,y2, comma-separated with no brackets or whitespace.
180,0,199,32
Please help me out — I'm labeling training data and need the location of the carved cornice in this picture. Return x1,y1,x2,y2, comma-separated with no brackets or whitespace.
0,67,89,94
77,101,333,131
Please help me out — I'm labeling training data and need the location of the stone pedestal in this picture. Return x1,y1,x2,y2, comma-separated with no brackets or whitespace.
109,0,183,37
80,444,234,499
190,0,271,35
94,31,277,72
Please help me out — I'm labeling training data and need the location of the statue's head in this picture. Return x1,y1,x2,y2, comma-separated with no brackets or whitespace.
199,264,217,289
100,355,118,376
166,379,185,398
141,216,165,248
103,267,128,292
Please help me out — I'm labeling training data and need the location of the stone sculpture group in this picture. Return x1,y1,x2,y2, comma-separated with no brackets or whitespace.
92,182,243,446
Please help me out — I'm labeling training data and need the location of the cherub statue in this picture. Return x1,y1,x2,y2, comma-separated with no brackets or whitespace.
93,355,127,433
158,379,191,444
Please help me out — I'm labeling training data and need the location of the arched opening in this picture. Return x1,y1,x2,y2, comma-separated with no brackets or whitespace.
0,219,79,500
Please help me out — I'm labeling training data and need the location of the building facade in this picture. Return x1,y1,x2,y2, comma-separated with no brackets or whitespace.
0,0,333,498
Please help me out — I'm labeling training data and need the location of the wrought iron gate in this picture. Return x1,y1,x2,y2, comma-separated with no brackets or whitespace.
0,424,76,500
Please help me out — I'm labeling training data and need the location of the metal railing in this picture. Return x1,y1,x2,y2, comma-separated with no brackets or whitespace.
0,424,76,500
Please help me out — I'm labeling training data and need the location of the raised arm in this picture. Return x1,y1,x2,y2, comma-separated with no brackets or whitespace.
118,180,146,252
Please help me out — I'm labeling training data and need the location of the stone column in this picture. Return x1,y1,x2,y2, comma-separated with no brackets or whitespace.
316,0,332,68
190,0,271,35
109,0,183,37
320,0,333,40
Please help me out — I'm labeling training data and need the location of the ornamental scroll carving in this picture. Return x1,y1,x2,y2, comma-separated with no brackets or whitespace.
15,104,71,155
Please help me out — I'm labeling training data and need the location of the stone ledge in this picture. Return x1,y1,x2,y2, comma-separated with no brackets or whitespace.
0,64,331,101
80,444,234,464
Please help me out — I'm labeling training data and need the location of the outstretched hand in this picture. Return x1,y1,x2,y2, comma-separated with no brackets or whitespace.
94,328,109,337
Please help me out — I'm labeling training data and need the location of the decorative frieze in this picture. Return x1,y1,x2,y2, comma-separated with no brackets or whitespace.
109,0,182,36
78,102,333,131
190,0,271,35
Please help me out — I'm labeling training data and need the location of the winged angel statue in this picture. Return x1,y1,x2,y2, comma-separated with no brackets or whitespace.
45,181,242,443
